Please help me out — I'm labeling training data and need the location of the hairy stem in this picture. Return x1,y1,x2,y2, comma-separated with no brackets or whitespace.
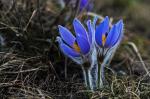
91,62,98,90
97,63,105,89
82,66,92,90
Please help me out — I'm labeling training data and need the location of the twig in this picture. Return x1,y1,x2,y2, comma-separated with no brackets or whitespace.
23,9,37,31
0,21,19,34
1,67,41,74
86,12,104,20
127,42,150,77
37,89,45,99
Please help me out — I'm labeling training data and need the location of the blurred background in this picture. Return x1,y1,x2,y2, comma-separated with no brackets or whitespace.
0,0,150,98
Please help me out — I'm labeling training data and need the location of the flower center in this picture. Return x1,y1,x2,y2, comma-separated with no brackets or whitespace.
102,34,106,46
73,43,80,53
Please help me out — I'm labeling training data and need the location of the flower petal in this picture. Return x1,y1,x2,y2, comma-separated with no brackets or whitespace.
80,0,88,10
93,16,98,27
105,24,118,47
73,18,88,40
60,41,80,57
95,16,109,46
76,35,90,54
116,20,124,42
87,20,93,44
109,20,124,46
58,25,75,47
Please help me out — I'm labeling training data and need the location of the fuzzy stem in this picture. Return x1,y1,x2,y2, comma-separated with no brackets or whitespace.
82,67,92,90
97,63,105,89
97,64,101,88
101,63,105,85
91,63,98,90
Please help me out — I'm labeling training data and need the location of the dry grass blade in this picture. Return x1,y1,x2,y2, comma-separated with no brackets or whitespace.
127,42,150,77
23,9,37,31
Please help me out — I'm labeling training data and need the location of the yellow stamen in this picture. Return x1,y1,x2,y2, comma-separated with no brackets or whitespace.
102,34,106,46
73,43,80,52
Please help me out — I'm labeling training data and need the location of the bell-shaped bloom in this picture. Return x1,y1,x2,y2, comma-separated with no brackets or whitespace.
64,0,92,12
57,18,95,64
95,16,123,49
57,18,97,90
95,16,124,59
95,16,124,88
80,0,92,11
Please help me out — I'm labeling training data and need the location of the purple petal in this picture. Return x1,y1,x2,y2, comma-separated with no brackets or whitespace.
58,25,75,47
105,24,119,47
108,20,124,47
76,35,90,54
73,18,88,40
80,0,88,7
80,0,88,10
60,42,80,57
116,20,124,42
95,16,109,46
87,20,93,44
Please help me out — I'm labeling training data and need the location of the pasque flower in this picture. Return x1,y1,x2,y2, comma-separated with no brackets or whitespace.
95,16,123,49
64,0,92,12
79,0,92,11
95,16,124,88
57,18,97,90
56,16,124,90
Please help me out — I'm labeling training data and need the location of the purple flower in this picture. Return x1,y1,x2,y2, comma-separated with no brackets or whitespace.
80,0,88,10
57,18,94,60
80,0,93,11
95,16,123,48
95,16,124,88
57,18,97,90
64,0,92,12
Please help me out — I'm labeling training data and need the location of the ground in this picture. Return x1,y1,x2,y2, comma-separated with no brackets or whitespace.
0,0,150,98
